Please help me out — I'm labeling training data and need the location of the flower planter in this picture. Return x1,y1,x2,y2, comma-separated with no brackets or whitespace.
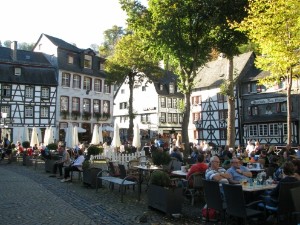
147,184,183,215
83,167,102,188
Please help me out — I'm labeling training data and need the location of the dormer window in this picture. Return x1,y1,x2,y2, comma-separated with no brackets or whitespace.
169,83,174,94
84,55,92,69
160,84,163,91
15,67,21,76
99,62,105,70
68,55,74,64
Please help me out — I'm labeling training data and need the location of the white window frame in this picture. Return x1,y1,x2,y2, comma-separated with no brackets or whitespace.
25,86,34,98
73,74,81,89
258,124,268,136
83,77,91,90
25,106,33,117
62,73,70,87
169,83,174,94
94,79,102,92
249,125,258,136
269,123,279,136
84,55,92,69
41,87,49,99
60,96,69,111
40,106,48,118
72,97,80,112
68,55,74,64
2,85,11,97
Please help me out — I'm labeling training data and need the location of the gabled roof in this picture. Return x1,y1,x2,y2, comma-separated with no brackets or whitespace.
194,51,255,89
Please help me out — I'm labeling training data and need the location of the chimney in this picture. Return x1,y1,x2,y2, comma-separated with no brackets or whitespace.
11,41,17,61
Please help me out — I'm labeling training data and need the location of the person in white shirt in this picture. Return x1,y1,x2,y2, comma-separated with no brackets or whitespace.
246,141,255,157
61,150,85,182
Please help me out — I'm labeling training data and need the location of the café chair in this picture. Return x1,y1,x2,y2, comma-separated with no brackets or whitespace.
118,164,137,190
222,183,264,225
202,179,226,223
184,172,204,206
263,181,300,225
290,186,300,224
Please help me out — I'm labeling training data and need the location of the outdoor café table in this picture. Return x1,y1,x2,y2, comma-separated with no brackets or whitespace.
134,165,162,201
171,170,187,177
242,183,276,192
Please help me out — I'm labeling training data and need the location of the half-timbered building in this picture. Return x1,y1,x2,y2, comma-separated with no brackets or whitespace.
0,42,57,143
33,34,114,144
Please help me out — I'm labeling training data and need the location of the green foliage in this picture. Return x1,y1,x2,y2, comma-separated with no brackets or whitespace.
149,170,171,187
152,151,171,166
87,145,103,156
47,143,58,150
22,141,30,149
82,160,91,170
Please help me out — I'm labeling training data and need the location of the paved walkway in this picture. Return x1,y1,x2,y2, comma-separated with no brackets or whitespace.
0,160,205,225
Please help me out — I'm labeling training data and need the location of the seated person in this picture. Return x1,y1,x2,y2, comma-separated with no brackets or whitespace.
205,156,232,184
61,150,85,182
49,146,70,179
186,154,208,180
264,161,298,207
292,159,300,180
170,147,183,162
226,157,252,184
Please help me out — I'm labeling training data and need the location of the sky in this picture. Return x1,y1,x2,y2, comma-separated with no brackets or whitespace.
0,0,147,49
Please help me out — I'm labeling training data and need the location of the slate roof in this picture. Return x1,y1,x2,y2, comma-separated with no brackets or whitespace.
0,46,57,86
194,51,255,89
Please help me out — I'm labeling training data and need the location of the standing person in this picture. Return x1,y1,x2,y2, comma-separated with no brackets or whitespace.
61,150,85,182
49,146,70,179
2,134,12,163
246,141,255,157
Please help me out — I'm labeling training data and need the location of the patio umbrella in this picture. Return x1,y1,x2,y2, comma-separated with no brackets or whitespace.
90,124,100,145
48,126,54,144
30,127,39,147
99,125,104,143
43,127,50,146
102,125,114,132
73,126,79,148
132,123,141,149
111,122,121,148
65,123,74,148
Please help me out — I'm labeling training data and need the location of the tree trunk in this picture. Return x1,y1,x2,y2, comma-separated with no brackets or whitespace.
286,69,292,145
182,92,191,158
227,57,236,148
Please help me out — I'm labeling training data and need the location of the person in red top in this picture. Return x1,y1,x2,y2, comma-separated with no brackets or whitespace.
186,153,208,180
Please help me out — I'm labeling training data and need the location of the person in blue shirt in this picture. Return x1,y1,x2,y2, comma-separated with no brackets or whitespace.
226,157,252,184
170,147,183,162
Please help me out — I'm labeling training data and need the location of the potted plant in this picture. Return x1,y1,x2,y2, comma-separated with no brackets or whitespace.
147,170,183,215
71,110,81,119
82,111,92,120
152,151,172,167
94,112,102,121
22,141,30,166
47,143,58,151
60,110,69,119
83,145,103,188
11,143,18,162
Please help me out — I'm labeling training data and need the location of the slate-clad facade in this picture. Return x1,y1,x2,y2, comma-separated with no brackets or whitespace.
0,42,57,143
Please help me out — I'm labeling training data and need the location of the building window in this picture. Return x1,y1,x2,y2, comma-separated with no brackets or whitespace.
1,106,10,117
62,73,71,87
172,98,177,109
25,106,33,117
283,123,288,135
141,114,147,123
193,112,201,121
83,77,92,90
258,124,268,136
104,82,111,93
93,99,100,113
269,123,279,136
167,113,172,123
72,97,80,112
103,101,110,114
277,102,287,112
2,85,11,98
60,96,69,111
160,113,166,123
219,110,228,120
179,114,183,123
160,97,166,108
84,55,92,69
99,62,105,70
142,86,146,91
249,125,258,136
121,89,125,94
15,67,21,76
73,74,81,89
41,87,50,99
25,86,34,98
217,93,226,103
68,55,74,64
167,98,172,108
83,99,91,112
160,84,163,91
169,83,174,94
192,95,201,105
248,106,258,116
40,106,49,118
247,83,257,93
173,114,178,123
94,79,102,92
119,102,128,109
220,129,227,140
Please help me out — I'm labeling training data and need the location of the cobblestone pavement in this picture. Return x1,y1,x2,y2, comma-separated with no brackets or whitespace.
0,160,209,225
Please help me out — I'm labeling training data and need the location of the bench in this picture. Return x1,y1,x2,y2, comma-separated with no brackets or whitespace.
96,170,137,202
